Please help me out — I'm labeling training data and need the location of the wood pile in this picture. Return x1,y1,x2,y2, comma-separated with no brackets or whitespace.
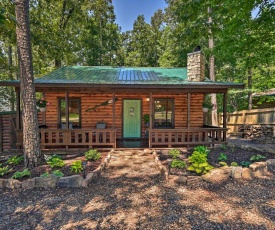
237,124,275,143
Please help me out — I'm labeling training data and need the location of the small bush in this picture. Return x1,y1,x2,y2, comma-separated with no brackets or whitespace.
231,162,238,166
187,148,213,175
171,160,186,169
193,145,210,155
168,149,180,159
85,149,101,161
0,164,12,177
240,161,251,168
40,172,49,178
71,160,83,173
219,161,228,166
53,170,64,177
47,155,65,168
218,153,228,161
11,169,31,179
250,154,266,162
7,155,24,165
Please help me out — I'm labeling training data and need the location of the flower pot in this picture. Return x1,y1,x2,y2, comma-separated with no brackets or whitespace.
202,107,209,113
39,107,46,112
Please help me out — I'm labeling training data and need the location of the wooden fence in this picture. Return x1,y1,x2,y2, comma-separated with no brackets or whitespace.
220,107,275,133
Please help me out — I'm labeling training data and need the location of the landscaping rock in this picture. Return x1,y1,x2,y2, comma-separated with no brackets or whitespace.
187,175,203,186
175,175,187,184
6,179,22,189
35,174,59,188
57,175,83,188
81,179,90,188
0,179,6,188
230,166,243,180
143,148,153,154
241,168,254,181
202,167,231,184
22,178,35,189
266,159,275,173
249,162,268,177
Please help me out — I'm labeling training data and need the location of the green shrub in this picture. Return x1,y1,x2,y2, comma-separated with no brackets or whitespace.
0,164,12,177
71,160,83,173
85,149,101,161
47,155,65,168
11,169,31,179
171,160,186,169
7,155,24,165
168,149,181,159
193,145,210,155
231,162,239,166
41,170,64,178
218,153,228,161
250,154,266,162
187,149,213,175
240,161,251,168
219,161,228,166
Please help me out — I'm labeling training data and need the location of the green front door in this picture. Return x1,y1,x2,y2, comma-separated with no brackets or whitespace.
123,100,141,138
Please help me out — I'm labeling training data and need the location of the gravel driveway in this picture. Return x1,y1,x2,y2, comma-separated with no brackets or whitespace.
0,149,274,229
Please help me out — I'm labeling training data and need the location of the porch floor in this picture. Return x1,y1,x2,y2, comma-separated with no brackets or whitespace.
116,139,149,148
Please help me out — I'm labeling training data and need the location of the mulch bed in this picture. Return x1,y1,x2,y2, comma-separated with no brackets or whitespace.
0,151,108,181
157,146,275,176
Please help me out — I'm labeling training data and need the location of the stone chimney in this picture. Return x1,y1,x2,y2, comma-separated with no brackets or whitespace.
187,50,205,82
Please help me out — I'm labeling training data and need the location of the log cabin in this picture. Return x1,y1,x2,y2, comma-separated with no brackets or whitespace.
0,51,244,151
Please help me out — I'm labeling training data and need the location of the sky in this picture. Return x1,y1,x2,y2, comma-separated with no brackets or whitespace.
112,0,167,32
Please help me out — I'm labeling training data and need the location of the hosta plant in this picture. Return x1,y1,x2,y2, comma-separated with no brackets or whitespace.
218,153,228,161
71,160,83,173
85,149,101,161
0,164,12,177
171,160,186,169
168,149,181,159
188,149,213,175
193,145,210,156
47,155,65,168
11,169,31,179
250,154,266,162
7,155,24,165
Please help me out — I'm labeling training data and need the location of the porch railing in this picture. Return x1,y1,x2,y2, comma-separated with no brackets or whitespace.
15,129,116,149
148,127,228,148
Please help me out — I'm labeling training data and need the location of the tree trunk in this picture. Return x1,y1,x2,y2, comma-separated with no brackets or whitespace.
208,7,218,126
15,0,41,168
8,45,15,111
248,68,253,110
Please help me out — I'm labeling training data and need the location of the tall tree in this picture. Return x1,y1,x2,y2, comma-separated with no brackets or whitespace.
15,0,41,167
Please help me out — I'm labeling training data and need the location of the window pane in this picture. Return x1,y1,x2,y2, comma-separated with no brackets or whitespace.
59,98,80,128
154,99,173,128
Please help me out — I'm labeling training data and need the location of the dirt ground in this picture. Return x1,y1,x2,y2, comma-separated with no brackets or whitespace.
0,144,275,229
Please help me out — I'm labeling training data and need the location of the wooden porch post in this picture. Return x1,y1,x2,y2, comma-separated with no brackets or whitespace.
112,93,115,128
65,92,69,129
16,90,21,129
223,92,227,141
187,93,190,129
149,93,153,148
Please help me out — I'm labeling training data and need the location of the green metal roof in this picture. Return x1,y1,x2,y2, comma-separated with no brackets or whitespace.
0,66,244,88
36,66,188,84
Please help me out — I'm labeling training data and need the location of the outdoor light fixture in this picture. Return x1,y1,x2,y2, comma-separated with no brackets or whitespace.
82,161,87,178
167,158,173,175
146,97,150,101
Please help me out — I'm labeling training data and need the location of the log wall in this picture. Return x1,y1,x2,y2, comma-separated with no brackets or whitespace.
44,92,204,139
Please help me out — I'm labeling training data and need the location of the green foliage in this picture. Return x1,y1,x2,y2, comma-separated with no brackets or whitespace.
143,114,150,123
168,149,181,159
46,155,65,168
219,161,228,166
11,169,31,179
231,162,239,166
0,164,12,177
240,161,251,168
221,144,227,150
250,154,266,162
171,160,186,169
85,149,101,161
40,172,49,178
193,146,210,156
187,149,214,175
218,153,228,161
71,160,83,173
40,170,64,178
7,155,24,165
